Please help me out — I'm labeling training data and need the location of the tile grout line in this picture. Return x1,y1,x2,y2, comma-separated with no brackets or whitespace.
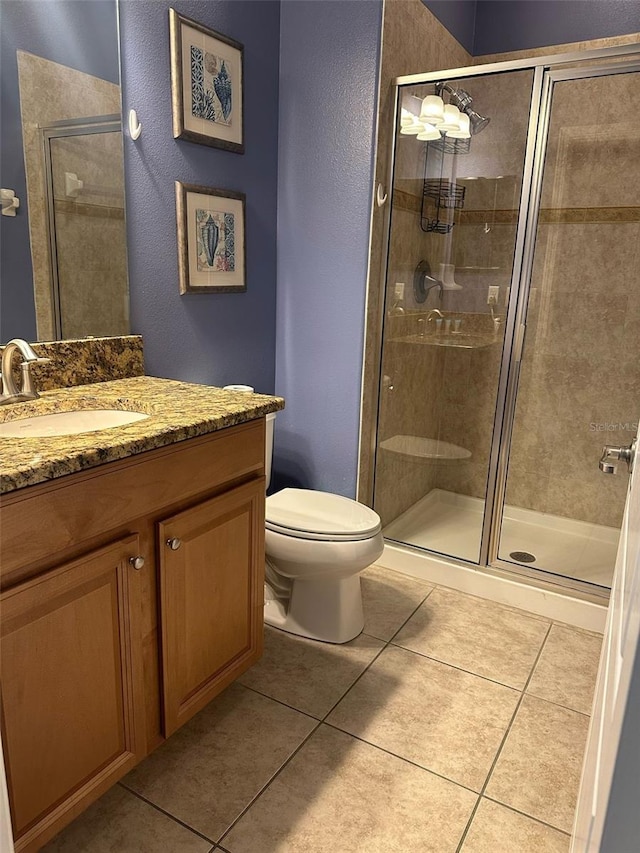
482,794,573,837
321,720,481,796
523,690,592,718
216,720,323,846
387,584,437,645
430,582,563,626
117,781,218,846
217,587,437,847
236,680,325,721
317,586,437,723
386,639,529,692
454,620,554,852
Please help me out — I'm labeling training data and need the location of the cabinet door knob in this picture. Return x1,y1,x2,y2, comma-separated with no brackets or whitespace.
129,555,145,570
166,537,182,551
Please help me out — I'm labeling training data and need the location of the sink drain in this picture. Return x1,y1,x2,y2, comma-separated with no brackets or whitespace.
510,551,536,563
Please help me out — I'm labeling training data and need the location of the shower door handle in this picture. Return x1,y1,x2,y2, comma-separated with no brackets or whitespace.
599,439,636,475
513,322,526,364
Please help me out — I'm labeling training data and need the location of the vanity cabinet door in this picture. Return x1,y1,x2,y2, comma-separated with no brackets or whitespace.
159,478,265,736
0,535,146,853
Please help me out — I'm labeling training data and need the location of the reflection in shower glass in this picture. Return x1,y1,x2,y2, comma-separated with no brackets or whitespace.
374,70,534,564
498,70,640,589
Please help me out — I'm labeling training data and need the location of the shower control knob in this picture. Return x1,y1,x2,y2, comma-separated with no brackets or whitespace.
599,440,636,475
166,537,182,551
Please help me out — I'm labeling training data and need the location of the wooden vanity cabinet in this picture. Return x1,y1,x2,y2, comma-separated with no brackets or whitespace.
1,536,146,851
159,478,265,736
0,420,266,852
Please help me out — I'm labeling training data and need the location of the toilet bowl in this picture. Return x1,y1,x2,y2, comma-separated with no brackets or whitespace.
264,415,384,644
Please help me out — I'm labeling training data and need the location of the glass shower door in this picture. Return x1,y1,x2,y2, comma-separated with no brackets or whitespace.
373,68,535,564
498,66,640,590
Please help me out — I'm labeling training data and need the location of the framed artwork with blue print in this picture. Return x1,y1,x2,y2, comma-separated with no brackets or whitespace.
176,182,246,293
170,9,244,153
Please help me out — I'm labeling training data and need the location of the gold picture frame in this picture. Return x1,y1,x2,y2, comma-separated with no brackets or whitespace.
175,182,246,293
169,9,244,153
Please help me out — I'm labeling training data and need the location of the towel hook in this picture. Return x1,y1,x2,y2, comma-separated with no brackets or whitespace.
128,109,142,141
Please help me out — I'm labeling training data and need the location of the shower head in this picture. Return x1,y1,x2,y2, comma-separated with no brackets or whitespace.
436,82,491,135
448,87,473,112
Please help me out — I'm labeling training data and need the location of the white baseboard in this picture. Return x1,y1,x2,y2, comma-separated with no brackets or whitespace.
378,542,607,633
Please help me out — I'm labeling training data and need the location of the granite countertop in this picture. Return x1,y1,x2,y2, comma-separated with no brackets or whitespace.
0,376,284,494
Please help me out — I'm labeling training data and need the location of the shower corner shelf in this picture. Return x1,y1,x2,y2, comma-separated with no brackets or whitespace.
389,333,499,350
421,139,468,234
379,435,471,461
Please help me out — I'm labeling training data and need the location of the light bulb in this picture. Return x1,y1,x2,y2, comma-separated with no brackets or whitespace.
417,122,441,141
439,104,462,131
400,108,414,127
419,95,444,126
445,113,471,139
400,117,422,135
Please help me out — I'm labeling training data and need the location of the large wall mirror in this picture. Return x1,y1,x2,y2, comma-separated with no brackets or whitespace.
0,0,130,343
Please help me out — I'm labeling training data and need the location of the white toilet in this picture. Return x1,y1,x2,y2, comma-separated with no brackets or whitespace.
263,413,384,644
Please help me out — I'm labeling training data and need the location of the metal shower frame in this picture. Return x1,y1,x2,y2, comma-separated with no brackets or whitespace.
366,42,640,601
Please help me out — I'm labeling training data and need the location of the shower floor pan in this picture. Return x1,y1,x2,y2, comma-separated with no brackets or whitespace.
383,489,619,589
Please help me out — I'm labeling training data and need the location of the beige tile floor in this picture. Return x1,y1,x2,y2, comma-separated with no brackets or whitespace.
43,565,602,853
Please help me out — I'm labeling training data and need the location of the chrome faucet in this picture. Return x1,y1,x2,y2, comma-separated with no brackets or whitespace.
0,339,50,405
426,309,444,323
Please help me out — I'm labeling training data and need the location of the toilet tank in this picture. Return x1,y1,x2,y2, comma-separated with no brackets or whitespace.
265,412,276,490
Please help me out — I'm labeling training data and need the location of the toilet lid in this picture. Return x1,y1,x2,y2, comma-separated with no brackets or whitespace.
266,488,381,541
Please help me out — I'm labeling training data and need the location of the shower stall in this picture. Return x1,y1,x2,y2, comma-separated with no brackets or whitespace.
368,44,640,600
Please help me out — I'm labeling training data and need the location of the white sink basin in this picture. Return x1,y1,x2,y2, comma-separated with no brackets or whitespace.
0,409,149,438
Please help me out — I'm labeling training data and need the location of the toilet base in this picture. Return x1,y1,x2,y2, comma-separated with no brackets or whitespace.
264,575,364,644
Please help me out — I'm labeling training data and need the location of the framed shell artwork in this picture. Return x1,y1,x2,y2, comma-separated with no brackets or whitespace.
169,9,244,153
175,182,246,293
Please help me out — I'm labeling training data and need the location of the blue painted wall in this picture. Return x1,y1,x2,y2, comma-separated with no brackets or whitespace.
0,0,120,342
118,0,280,391
273,0,383,497
474,1,640,55
422,0,640,56
422,0,476,53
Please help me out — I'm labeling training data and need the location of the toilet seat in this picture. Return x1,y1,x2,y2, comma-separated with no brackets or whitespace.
266,488,381,542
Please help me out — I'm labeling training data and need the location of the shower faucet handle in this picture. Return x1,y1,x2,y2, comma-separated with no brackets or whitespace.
599,440,636,475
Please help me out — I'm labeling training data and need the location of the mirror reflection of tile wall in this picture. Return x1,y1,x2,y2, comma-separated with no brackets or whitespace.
17,51,128,340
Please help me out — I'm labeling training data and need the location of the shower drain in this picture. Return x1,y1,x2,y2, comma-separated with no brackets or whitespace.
510,551,537,563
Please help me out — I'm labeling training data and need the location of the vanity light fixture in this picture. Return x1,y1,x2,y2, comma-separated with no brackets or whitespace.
401,83,490,143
